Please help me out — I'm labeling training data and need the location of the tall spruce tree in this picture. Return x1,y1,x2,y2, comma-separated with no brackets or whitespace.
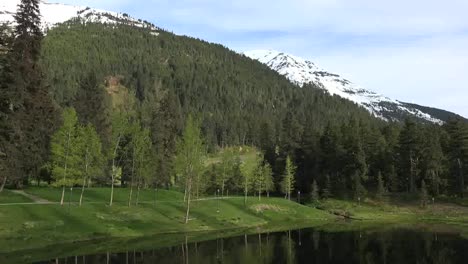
3,0,57,187
73,72,112,149
398,119,423,193
0,23,15,191
446,119,468,197
310,180,320,203
376,172,385,201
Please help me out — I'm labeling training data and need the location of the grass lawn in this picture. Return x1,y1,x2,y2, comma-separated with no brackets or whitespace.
4,187,468,257
312,196,468,225
0,189,33,203
0,187,332,253
24,186,184,204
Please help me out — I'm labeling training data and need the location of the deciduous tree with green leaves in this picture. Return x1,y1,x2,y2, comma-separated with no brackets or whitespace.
109,111,129,206
75,123,103,206
216,148,236,197
281,156,296,200
240,151,261,205
50,108,79,205
129,122,153,206
174,115,206,224
252,161,274,200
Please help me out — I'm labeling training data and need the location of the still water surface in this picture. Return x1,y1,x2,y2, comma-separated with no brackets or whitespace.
35,227,468,264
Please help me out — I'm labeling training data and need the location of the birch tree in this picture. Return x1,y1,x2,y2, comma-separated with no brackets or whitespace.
51,108,79,205
76,123,103,206
252,161,274,200
216,148,235,196
281,156,296,200
109,111,129,206
240,152,261,205
128,122,152,206
174,115,205,224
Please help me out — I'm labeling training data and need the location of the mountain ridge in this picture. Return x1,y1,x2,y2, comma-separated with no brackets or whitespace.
244,49,465,123
0,0,160,33
1,0,464,123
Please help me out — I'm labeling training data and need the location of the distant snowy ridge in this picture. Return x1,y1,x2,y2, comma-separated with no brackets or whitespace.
244,50,444,124
0,0,160,33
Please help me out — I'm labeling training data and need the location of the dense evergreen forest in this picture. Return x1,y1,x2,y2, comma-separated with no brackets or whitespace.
1,2,468,201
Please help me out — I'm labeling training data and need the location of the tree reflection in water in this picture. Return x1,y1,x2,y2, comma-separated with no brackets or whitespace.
41,228,468,264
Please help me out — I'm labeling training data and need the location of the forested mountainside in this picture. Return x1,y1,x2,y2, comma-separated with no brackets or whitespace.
40,21,378,147
1,3,468,200
38,21,468,196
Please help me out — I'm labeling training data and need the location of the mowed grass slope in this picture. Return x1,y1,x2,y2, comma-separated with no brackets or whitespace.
0,187,332,252
0,190,33,204
25,186,184,204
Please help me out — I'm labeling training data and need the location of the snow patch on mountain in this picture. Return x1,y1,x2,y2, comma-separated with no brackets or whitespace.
0,0,159,33
244,50,443,124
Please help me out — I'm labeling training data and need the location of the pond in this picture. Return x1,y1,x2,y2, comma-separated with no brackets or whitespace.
16,226,468,263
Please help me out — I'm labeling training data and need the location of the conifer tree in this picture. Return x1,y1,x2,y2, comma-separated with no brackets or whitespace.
446,119,468,198
420,180,428,208
310,179,319,203
388,165,399,193
398,119,423,193
263,163,275,197
73,72,112,148
2,0,57,187
376,172,385,201
322,175,332,199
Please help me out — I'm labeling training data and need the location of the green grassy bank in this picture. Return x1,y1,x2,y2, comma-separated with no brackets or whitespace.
0,187,333,254
3,187,468,259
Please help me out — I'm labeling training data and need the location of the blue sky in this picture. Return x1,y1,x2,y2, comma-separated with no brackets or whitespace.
60,0,468,117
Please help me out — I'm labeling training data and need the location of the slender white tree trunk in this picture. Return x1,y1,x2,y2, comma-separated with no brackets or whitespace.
196,174,200,200
183,178,188,202
110,134,122,206
60,131,72,206
185,177,192,224
80,151,89,206
244,179,248,206
221,179,225,197
128,149,136,207
136,184,141,206
0,175,6,193
79,177,86,206
110,168,115,206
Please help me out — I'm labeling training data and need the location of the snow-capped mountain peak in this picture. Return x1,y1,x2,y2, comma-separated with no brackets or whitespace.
0,0,159,33
244,49,443,124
